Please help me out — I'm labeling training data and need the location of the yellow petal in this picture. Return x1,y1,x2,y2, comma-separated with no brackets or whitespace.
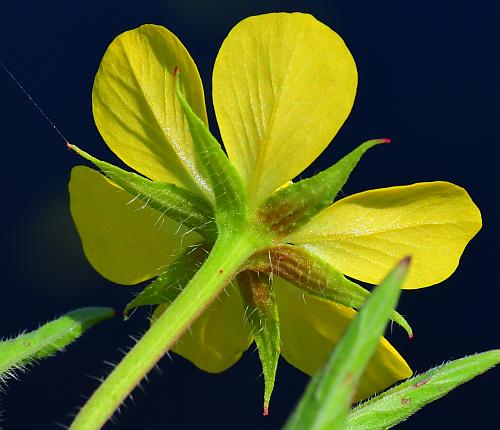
213,13,357,207
274,278,412,401
153,283,253,373
93,24,210,195
287,182,482,289
69,166,200,285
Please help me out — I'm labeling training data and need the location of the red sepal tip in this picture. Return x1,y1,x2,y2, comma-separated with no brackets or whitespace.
379,138,391,144
263,405,269,416
400,255,412,266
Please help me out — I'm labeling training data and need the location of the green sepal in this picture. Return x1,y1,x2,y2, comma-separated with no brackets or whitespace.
259,139,387,237
346,349,500,430
285,258,410,430
174,70,247,227
68,144,217,242
246,245,412,338
0,307,114,381
124,244,210,316
238,271,280,415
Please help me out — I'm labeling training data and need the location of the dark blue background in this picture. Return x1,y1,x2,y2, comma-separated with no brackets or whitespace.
1,1,498,428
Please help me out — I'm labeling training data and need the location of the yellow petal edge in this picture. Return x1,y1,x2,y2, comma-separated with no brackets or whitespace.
213,13,357,207
69,166,200,285
287,182,482,289
93,24,210,195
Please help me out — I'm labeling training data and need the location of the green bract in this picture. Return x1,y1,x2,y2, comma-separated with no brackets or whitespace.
67,12,481,428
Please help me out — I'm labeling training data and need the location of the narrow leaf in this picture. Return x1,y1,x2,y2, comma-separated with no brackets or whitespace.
259,139,387,237
247,245,412,338
238,271,280,415
346,349,500,430
0,307,114,380
124,244,210,316
68,144,217,242
174,69,247,224
284,258,410,430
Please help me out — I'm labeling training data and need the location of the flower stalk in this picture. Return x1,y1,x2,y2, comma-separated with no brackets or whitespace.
70,229,263,430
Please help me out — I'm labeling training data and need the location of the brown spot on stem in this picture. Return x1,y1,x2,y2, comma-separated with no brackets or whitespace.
413,378,431,388
401,397,411,405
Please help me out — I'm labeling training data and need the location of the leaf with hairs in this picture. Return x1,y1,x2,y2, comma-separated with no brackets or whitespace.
346,349,500,429
0,307,114,381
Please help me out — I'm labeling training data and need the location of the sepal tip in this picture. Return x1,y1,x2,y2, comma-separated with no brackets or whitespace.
401,255,412,266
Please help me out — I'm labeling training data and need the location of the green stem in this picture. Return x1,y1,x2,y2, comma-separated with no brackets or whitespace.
69,230,258,430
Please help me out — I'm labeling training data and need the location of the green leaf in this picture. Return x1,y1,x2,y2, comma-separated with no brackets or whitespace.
68,144,217,242
124,244,210,316
238,271,280,415
346,349,500,430
259,139,387,237
0,307,114,381
284,257,410,430
246,245,412,338
174,70,247,226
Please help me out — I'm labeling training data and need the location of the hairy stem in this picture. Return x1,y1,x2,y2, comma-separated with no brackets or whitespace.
69,230,258,430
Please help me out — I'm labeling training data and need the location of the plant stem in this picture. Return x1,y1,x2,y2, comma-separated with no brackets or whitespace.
69,230,259,430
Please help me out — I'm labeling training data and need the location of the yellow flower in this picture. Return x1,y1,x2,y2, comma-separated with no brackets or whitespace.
69,13,481,409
